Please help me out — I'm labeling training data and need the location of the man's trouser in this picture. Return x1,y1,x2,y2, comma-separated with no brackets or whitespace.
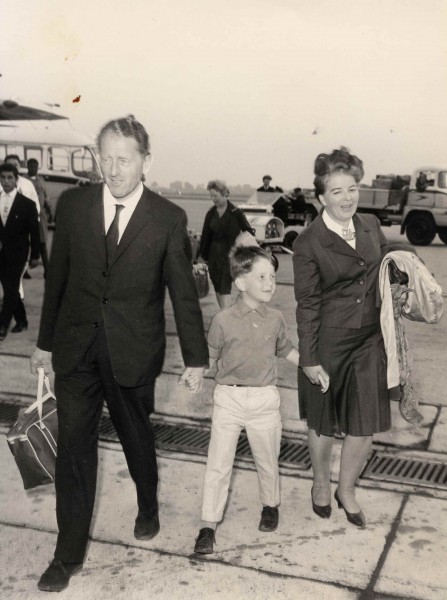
53,328,158,563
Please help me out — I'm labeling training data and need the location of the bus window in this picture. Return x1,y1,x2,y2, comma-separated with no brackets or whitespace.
25,146,43,165
6,145,25,165
48,147,69,172
72,147,95,178
438,171,447,189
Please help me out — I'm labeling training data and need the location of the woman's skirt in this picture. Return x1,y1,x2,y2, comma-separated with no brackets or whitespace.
208,242,233,295
298,323,391,437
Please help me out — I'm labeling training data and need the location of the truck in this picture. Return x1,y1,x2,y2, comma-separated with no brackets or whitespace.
240,169,447,248
356,169,447,246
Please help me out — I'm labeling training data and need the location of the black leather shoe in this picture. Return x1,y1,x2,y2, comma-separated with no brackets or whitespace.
134,513,160,540
334,489,366,528
258,506,279,532
11,321,28,333
38,559,82,592
0,325,7,341
311,486,332,519
194,527,215,554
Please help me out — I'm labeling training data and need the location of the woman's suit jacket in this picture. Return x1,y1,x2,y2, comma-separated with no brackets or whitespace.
293,212,388,367
37,184,208,387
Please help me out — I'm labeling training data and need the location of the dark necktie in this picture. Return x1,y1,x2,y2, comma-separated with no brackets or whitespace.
106,204,124,266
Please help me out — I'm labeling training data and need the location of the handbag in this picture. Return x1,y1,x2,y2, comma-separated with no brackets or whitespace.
7,367,58,490
192,262,209,299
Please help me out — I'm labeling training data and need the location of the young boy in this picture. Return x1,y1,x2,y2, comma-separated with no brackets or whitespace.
191,246,299,554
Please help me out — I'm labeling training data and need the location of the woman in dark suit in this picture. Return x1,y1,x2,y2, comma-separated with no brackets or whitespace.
199,180,254,309
293,147,391,528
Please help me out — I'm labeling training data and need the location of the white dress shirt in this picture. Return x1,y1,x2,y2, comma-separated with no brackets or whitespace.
103,181,144,242
0,176,40,214
322,209,356,250
0,188,17,225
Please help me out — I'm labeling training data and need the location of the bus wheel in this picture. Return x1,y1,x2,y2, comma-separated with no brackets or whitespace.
405,214,436,246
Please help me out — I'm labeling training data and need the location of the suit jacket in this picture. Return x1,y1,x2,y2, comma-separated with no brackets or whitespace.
37,184,209,386
257,186,276,192
0,192,40,266
292,212,388,366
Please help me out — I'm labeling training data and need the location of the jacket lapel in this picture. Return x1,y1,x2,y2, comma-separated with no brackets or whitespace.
314,212,372,259
109,187,152,267
353,213,372,258
88,187,107,263
3,194,20,229
315,214,359,258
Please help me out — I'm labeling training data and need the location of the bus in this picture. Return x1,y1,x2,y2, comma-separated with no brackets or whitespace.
0,99,102,216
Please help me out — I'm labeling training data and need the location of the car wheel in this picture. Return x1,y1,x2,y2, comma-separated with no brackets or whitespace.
283,230,299,250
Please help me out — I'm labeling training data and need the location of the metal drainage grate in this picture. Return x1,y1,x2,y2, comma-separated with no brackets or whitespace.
363,452,447,490
99,416,311,470
0,400,310,470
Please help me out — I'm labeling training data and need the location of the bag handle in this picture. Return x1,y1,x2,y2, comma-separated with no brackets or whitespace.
24,367,56,429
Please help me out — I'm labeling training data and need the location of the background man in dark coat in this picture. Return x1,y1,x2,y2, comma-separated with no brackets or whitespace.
31,116,209,592
257,174,276,192
0,163,40,340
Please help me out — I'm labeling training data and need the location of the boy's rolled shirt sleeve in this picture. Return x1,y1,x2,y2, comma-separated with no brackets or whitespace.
276,316,294,358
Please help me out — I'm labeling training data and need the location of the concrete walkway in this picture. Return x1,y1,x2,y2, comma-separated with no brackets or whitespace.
1,226,447,599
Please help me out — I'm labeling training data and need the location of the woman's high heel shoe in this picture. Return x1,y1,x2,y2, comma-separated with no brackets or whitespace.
334,489,366,528
311,486,332,519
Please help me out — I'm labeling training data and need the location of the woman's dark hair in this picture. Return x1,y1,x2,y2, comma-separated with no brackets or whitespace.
229,246,278,280
313,146,364,197
97,115,150,156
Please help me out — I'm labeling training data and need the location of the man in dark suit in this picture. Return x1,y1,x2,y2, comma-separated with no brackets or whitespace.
0,163,40,340
257,175,276,192
31,116,209,592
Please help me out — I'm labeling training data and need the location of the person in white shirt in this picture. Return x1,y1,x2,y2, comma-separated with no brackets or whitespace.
0,163,40,340
3,155,40,213
2,155,40,284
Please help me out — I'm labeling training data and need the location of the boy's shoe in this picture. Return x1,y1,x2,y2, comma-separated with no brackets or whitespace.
258,506,279,532
194,528,215,554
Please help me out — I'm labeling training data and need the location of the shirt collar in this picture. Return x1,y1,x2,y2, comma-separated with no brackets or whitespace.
103,181,144,209
236,297,267,317
1,188,17,200
322,209,354,237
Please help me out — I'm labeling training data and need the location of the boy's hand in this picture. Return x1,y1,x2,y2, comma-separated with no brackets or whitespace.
179,367,205,393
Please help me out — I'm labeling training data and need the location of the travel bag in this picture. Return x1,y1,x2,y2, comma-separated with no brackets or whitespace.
7,367,58,490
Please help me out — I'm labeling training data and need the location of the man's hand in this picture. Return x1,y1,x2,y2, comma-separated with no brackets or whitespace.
30,348,52,375
179,367,205,393
303,365,330,393
29,259,40,269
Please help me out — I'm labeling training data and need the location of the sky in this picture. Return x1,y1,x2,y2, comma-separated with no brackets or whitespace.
1,0,446,189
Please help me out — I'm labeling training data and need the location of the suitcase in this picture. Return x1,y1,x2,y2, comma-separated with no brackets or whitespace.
7,368,58,490
192,262,209,299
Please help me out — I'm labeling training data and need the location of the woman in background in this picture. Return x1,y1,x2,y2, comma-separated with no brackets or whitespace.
198,180,254,309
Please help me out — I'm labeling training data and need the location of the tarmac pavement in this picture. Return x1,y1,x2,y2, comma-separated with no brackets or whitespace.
1,226,447,599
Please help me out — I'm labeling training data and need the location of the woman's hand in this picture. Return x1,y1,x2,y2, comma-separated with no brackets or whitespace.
303,365,330,393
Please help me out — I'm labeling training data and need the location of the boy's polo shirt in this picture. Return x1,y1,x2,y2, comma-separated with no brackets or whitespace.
208,298,294,386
